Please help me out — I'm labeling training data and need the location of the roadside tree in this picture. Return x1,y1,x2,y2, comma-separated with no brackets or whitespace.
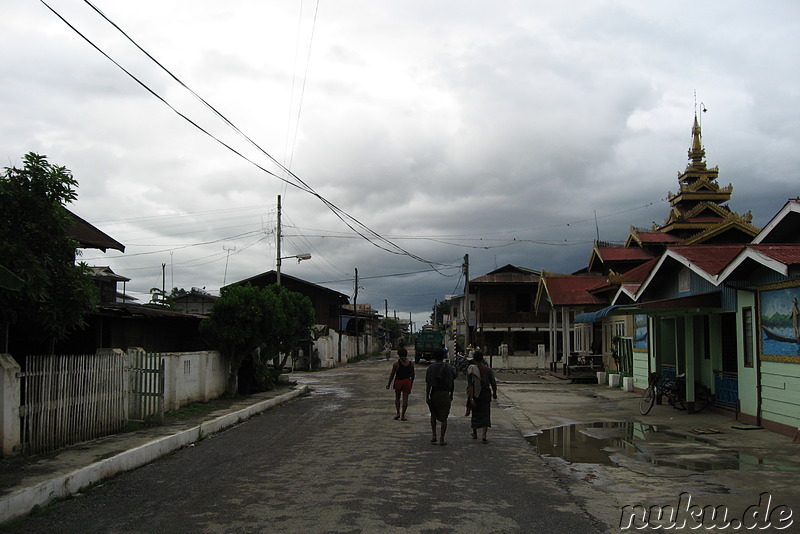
258,284,315,371
199,284,315,395
0,153,98,353
199,284,271,395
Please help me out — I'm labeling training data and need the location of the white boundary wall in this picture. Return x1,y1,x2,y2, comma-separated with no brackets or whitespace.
314,332,370,368
160,350,227,411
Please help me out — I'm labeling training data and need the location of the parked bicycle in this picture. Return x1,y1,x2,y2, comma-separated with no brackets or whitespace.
639,372,711,415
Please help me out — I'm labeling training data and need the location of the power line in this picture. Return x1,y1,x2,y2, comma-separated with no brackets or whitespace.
60,0,448,272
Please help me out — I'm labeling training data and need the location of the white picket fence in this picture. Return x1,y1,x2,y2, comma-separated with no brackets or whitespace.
7,349,229,456
18,353,127,455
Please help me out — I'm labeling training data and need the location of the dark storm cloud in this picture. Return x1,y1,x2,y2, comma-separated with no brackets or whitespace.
3,1,800,326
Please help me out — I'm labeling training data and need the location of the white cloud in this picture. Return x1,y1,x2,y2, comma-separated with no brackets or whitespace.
3,0,800,325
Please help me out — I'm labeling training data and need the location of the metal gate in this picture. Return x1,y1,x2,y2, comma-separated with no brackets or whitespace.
127,349,165,423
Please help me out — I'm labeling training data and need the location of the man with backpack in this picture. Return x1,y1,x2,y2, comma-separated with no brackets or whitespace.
425,347,455,446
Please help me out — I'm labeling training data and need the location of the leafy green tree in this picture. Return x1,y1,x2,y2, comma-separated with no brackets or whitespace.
199,284,315,395
0,153,98,353
199,284,272,395
259,284,315,370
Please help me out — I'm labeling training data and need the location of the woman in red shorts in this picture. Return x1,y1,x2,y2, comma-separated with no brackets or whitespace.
386,344,415,420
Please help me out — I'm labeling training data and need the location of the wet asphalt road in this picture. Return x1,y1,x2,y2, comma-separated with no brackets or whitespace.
3,358,601,533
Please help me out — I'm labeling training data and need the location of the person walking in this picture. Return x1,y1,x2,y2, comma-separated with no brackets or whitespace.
386,344,414,421
466,351,497,443
425,347,455,445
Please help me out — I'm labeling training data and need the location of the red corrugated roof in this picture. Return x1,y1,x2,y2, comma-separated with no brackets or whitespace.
596,247,653,262
617,257,659,282
543,275,607,306
748,245,800,265
668,245,746,275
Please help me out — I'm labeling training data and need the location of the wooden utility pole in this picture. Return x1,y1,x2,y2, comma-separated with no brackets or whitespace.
463,254,470,347
276,195,282,285
354,268,359,358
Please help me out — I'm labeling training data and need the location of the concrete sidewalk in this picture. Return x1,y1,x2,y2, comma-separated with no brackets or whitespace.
493,370,800,531
0,384,308,524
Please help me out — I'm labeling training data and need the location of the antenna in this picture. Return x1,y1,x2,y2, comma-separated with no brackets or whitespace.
594,210,600,242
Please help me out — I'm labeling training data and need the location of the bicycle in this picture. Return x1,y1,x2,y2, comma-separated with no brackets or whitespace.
639,372,711,415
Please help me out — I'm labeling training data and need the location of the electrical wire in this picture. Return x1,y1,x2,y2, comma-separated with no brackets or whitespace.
66,0,449,271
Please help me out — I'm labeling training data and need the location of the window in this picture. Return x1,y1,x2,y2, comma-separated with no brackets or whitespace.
574,324,591,353
603,320,625,354
742,307,753,368
516,293,531,313
679,267,691,294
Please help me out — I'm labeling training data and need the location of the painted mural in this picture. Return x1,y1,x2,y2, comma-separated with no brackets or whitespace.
759,281,800,362
633,314,648,352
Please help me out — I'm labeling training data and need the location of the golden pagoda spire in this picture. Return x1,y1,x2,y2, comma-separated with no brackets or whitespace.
687,112,706,170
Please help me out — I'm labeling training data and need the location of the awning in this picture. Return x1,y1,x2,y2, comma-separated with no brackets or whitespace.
574,305,637,324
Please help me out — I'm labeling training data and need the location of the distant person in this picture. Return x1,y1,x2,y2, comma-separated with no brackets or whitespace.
386,344,414,421
466,351,497,443
426,347,455,445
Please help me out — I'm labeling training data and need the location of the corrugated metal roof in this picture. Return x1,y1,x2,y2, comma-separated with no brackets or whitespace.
575,305,639,323
615,258,659,283
471,272,539,284
595,246,653,262
67,210,125,252
543,275,607,306
471,265,540,284
749,245,800,265
667,245,746,275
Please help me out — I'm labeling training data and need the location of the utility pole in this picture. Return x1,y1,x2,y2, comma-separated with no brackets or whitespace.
354,268,359,358
276,195,282,285
463,254,470,348
222,245,235,286
161,262,166,304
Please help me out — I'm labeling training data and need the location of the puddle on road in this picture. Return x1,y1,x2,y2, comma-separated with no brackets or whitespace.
526,422,800,472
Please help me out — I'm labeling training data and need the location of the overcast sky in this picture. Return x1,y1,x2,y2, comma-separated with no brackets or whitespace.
3,1,799,328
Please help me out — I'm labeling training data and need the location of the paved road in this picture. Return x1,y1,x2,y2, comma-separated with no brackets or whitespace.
3,358,601,533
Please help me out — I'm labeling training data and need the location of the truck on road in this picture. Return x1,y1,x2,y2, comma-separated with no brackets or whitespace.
414,329,444,363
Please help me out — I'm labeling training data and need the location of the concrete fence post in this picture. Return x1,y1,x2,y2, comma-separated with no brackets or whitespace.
0,353,21,457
